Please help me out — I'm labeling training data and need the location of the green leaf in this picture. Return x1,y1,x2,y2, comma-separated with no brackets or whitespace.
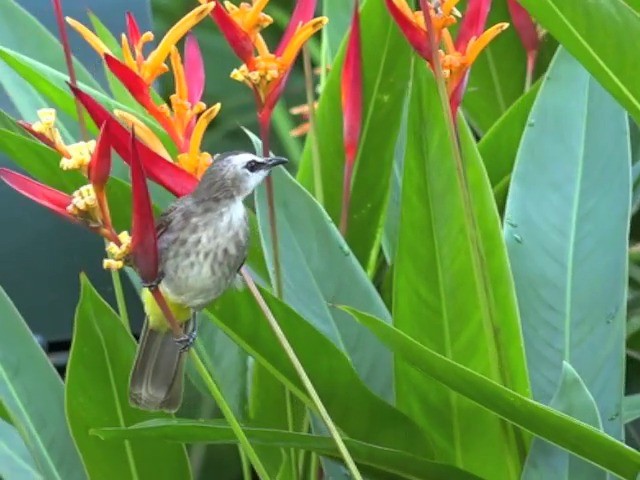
207,287,433,459
522,362,606,480
0,418,42,480
0,109,26,135
255,168,393,399
477,80,541,213
504,47,629,439
0,0,101,120
297,0,413,269
65,276,191,479
321,0,356,63
345,308,640,480
517,0,640,124
95,418,479,480
393,60,529,478
0,286,85,480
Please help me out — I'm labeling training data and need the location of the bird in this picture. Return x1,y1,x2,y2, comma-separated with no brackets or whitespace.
129,150,287,412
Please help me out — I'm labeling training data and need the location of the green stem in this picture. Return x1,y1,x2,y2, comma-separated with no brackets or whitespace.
303,45,324,206
308,451,319,480
110,269,130,332
189,349,271,480
240,268,362,480
239,449,252,480
285,389,298,479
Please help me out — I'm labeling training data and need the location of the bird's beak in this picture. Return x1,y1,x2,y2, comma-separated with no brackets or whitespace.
264,156,288,169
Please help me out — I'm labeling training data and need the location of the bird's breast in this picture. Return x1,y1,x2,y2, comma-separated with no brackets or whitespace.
158,200,248,310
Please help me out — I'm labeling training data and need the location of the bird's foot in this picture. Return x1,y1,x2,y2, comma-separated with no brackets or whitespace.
174,320,198,353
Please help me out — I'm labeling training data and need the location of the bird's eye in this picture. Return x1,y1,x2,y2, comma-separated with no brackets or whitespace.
245,160,260,172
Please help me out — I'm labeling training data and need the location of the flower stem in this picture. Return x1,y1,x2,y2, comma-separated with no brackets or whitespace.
302,45,324,206
110,268,130,332
239,450,252,480
51,0,88,140
190,348,271,480
258,113,283,297
339,164,352,236
524,50,536,92
240,268,362,480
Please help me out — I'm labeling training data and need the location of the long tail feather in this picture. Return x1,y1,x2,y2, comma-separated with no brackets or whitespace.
129,317,194,412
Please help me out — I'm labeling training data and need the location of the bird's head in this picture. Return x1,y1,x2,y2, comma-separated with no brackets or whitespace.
193,151,288,202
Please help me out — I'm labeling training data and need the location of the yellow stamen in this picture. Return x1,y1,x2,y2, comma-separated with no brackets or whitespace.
32,108,67,154
188,103,221,159
114,110,171,159
66,17,112,57
464,22,509,64
103,259,124,270
170,47,187,101
279,17,329,68
143,3,214,82
68,184,99,217
121,34,137,71
60,140,96,173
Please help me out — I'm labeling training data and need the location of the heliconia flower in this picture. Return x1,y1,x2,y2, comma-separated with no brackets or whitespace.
70,85,199,198
339,0,363,235
113,109,171,159
18,120,58,151
385,0,461,62
444,16,509,115
210,0,327,115
66,3,214,84
88,123,114,230
129,130,159,284
506,0,539,86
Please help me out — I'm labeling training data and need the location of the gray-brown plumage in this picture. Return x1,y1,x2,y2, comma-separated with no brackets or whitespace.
129,151,287,412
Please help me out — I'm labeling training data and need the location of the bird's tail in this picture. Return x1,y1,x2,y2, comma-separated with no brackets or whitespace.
129,318,194,412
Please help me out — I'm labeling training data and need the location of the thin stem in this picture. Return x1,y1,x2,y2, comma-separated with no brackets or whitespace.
302,45,324,206
51,0,88,140
110,269,130,332
240,268,363,480
190,349,271,480
285,389,298,480
239,449,252,480
308,451,319,480
148,287,183,338
258,113,283,297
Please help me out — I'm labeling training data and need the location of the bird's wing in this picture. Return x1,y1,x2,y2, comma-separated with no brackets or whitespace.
156,201,181,238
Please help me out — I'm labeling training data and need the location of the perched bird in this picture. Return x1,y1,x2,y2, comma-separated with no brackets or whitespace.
129,151,287,412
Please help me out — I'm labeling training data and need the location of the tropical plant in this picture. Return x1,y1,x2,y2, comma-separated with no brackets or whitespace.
0,0,639,479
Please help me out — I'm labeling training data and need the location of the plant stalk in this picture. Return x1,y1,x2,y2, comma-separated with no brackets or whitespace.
240,268,362,480
303,45,324,206
190,348,271,479
110,268,130,332
258,113,283,297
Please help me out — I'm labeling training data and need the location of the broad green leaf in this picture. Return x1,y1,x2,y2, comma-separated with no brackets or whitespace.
346,308,640,480
255,168,393,399
0,0,101,121
462,0,529,132
517,0,640,124
504,47,629,440
0,109,25,135
0,418,42,480
394,60,529,478
522,362,606,480
207,286,433,459
297,0,413,269
65,276,191,479
477,80,541,212
321,0,356,64
0,286,85,480
623,394,640,424
96,418,479,480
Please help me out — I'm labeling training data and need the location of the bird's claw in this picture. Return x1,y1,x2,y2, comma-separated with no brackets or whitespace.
174,330,197,352
174,317,198,353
